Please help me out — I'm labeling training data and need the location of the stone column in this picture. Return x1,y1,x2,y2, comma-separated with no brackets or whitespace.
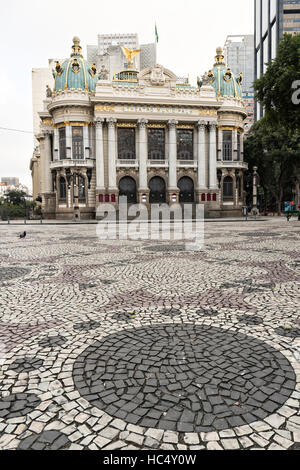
65,122,72,159
83,124,90,159
233,127,238,161
217,127,223,161
107,118,118,191
208,122,217,190
44,131,52,193
240,130,244,161
53,128,59,161
138,119,148,201
95,119,105,190
197,121,207,190
168,120,178,201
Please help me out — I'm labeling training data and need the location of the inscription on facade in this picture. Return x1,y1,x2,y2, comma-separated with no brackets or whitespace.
95,104,218,116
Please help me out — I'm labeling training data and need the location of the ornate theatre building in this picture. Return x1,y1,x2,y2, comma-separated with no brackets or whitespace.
30,37,248,219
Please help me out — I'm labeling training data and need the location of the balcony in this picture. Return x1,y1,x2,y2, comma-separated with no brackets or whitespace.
177,160,197,168
50,159,95,170
148,160,168,168
217,160,248,170
116,160,138,167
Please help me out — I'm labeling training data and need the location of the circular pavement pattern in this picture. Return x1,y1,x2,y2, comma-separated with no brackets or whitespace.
73,324,296,433
74,321,101,332
17,431,71,450
38,336,67,349
275,327,300,338
111,312,138,322
0,267,31,282
238,315,264,326
0,393,41,419
160,308,182,317
195,309,221,318
8,357,44,373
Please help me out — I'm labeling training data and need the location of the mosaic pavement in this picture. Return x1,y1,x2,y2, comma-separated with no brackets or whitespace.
0,219,299,451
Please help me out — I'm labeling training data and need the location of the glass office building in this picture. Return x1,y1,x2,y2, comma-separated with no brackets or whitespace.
254,0,300,119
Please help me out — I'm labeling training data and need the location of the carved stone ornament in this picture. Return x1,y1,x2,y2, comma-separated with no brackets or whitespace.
95,118,105,128
46,85,52,98
197,120,207,130
99,65,109,81
138,119,148,128
201,72,211,86
150,65,166,86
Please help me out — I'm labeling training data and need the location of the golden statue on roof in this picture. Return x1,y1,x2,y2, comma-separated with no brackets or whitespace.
120,46,141,69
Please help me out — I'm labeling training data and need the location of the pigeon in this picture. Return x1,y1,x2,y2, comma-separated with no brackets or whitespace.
19,231,27,239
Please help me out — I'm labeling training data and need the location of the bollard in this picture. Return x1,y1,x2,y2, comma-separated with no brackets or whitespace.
8,217,10,225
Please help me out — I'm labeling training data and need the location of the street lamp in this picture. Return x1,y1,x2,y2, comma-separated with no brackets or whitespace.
252,166,260,216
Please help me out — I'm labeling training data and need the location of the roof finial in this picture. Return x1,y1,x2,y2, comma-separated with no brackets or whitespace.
71,36,83,58
214,47,225,66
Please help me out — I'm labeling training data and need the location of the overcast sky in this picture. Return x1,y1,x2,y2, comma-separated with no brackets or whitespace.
0,0,253,191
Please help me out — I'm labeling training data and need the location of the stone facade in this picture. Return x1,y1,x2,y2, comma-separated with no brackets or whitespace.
30,40,248,220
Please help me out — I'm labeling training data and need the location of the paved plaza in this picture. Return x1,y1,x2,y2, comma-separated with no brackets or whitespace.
0,219,299,451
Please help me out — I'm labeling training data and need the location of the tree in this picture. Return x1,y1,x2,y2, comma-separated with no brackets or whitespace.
4,190,27,206
244,34,300,213
254,34,300,130
244,118,300,213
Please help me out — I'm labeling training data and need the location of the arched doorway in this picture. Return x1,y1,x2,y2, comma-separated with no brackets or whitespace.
119,177,137,204
149,177,166,204
223,176,234,199
178,177,194,203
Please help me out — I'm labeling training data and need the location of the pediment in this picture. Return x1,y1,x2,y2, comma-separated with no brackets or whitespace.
139,64,178,88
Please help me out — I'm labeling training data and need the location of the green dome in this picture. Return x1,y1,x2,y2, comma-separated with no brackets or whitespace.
208,47,243,99
53,37,99,93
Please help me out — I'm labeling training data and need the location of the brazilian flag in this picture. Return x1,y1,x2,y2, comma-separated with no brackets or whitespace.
155,24,159,43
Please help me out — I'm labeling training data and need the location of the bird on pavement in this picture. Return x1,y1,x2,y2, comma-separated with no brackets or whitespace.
19,231,27,239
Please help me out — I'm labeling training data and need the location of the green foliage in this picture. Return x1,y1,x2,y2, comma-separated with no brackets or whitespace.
4,190,27,206
245,34,300,213
0,200,36,219
254,34,300,129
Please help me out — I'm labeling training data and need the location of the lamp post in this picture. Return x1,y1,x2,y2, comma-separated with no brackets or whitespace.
65,168,82,221
252,166,259,217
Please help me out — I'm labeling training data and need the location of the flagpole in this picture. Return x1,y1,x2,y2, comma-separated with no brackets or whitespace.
155,22,159,65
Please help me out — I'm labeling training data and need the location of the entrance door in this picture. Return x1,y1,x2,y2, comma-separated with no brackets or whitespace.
119,177,137,204
178,177,194,203
149,177,166,203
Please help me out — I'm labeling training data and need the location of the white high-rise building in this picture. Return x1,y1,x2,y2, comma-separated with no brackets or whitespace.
87,32,157,80
32,60,57,146
223,35,254,94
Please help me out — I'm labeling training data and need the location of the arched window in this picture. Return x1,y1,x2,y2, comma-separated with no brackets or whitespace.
119,177,137,204
59,177,66,199
149,177,166,204
223,176,234,199
178,177,194,203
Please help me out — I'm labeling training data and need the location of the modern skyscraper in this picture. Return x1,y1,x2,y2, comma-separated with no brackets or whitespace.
87,33,157,81
224,35,255,135
224,35,254,93
254,0,300,119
